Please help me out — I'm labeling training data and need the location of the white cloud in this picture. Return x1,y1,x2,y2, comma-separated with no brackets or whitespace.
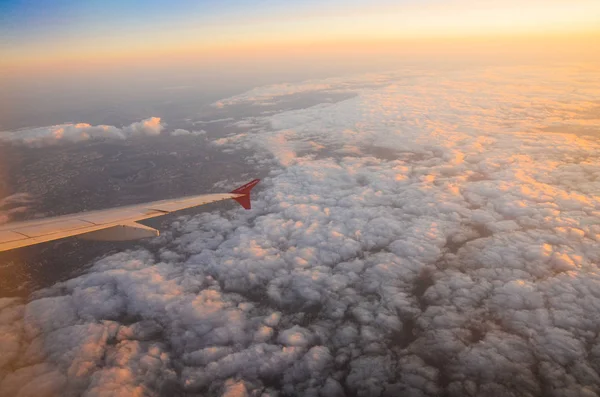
0,117,166,147
170,128,207,136
2,65,600,396
211,82,337,108
0,117,210,147
122,117,164,137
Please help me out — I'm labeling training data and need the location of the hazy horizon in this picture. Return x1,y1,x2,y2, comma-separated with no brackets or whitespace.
2,0,599,131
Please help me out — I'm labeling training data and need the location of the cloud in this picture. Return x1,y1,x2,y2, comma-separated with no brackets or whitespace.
211,82,336,108
122,117,164,137
0,193,34,224
210,72,395,109
170,128,206,136
2,65,600,396
0,117,166,147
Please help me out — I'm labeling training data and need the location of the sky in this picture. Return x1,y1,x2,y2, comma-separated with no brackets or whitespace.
1,0,599,127
2,0,600,76
0,0,598,133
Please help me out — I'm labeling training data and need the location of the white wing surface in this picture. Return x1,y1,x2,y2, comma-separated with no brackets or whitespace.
0,179,260,252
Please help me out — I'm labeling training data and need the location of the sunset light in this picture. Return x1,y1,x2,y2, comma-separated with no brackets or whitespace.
2,0,599,75
1,1,600,396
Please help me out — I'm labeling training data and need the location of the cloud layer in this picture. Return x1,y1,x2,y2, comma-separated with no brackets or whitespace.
1,65,600,396
0,118,204,147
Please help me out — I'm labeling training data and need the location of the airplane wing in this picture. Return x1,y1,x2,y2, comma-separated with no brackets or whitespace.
0,179,260,252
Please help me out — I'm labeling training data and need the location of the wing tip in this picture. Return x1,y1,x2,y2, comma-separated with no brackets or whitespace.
230,179,260,210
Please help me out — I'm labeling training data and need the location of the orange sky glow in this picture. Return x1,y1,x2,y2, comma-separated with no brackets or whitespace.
1,0,599,80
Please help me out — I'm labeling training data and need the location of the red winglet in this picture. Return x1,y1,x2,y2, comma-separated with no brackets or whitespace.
230,179,260,210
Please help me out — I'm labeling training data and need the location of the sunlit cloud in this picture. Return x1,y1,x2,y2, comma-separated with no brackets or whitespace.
2,64,600,396
0,117,162,147
0,117,205,147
